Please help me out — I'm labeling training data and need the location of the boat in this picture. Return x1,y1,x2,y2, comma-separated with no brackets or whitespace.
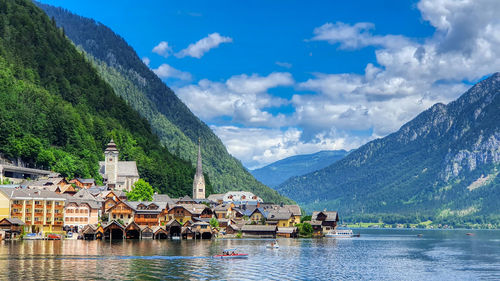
325,228,356,238
266,240,279,249
466,233,475,236
213,249,248,259
47,234,61,240
24,233,42,240
171,236,181,240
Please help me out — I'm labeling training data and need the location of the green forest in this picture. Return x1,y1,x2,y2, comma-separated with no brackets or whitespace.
0,0,213,198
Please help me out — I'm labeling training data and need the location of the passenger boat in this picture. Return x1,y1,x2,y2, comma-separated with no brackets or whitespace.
213,249,248,259
325,228,357,238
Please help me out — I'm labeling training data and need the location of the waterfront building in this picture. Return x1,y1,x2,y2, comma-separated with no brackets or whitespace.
277,227,298,238
0,187,65,233
0,218,24,239
192,140,206,200
241,224,277,238
63,195,101,231
99,139,139,191
311,211,339,233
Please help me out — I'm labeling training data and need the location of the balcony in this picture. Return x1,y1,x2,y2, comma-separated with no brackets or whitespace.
34,213,43,217
34,221,43,225
134,218,158,224
11,204,23,209
54,213,63,217
54,221,63,225
35,204,43,209
11,212,22,217
25,204,32,208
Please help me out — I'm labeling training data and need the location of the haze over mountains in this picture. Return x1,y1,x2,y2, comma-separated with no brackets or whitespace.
250,150,348,188
278,73,500,222
37,2,292,204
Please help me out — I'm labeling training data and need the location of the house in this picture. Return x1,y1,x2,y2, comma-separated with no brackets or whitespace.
213,203,233,219
266,210,295,227
308,220,323,237
102,220,126,240
82,224,103,240
222,191,263,205
192,221,213,239
241,225,277,238
107,201,135,225
244,207,267,223
129,201,168,227
207,194,224,205
152,226,169,239
0,187,66,233
312,211,339,232
70,178,95,189
63,197,101,231
277,227,298,238
176,195,196,205
0,218,24,239
99,139,139,191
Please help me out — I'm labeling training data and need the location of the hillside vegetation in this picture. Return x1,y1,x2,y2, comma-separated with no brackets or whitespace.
0,0,213,198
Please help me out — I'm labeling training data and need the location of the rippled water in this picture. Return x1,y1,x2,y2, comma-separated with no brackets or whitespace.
1,229,499,280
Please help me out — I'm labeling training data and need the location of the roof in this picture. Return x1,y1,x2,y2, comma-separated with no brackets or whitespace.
214,204,231,212
223,191,263,203
75,178,95,184
267,210,292,221
64,195,102,209
166,219,182,227
174,204,211,215
98,161,139,177
307,221,323,226
0,187,66,201
73,189,97,200
0,218,24,226
284,205,301,216
241,225,277,232
312,211,338,222
277,227,298,234
125,201,167,213
177,195,195,203
207,193,224,202
102,220,125,230
153,194,175,206
104,139,119,152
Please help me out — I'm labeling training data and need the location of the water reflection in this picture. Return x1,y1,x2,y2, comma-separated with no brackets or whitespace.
0,230,499,280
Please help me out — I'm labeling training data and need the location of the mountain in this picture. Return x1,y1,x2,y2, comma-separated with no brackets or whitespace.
250,150,348,188
36,3,292,204
0,0,212,197
277,74,500,224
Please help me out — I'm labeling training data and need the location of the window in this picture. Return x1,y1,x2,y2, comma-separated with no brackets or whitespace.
198,189,203,192
120,215,123,219
128,215,131,219
113,215,116,219
35,201,41,205
109,158,113,162
55,202,59,206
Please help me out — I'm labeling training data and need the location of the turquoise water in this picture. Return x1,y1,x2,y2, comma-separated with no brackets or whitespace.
0,229,499,280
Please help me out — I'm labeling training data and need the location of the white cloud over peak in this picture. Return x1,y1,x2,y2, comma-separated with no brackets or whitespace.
212,126,368,169
175,72,293,127
152,64,192,81
142,57,150,66
176,33,233,58
152,41,173,57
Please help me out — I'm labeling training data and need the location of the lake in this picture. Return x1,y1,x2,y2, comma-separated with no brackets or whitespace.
0,229,499,280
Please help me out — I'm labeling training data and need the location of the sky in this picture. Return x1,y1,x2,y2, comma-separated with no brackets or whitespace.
40,0,500,169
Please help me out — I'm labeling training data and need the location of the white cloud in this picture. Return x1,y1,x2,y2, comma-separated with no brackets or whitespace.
174,72,293,127
176,33,233,58
311,22,411,50
142,57,150,66
173,0,500,168
276,61,292,69
212,125,368,169
152,64,192,81
152,41,173,57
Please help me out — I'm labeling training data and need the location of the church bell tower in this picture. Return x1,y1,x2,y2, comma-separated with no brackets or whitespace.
192,139,206,199
104,139,119,188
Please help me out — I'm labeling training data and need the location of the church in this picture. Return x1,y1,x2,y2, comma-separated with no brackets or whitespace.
192,140,206,199
99,139,139,191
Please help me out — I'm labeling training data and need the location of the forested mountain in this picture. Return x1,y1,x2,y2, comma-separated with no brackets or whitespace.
278,74,500,224
37,2,292,204
0,0,212,198
250,150,348,188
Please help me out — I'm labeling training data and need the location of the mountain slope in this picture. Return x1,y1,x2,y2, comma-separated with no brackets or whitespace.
37,3,292,204
277,73,500,222
250,150,348,188
0,0,211,197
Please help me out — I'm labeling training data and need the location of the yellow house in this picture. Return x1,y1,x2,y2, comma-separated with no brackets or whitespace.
0,187,66,233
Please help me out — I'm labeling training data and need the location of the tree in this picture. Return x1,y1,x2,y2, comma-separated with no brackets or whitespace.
297,222,313,237
210,217,219,230
127,179,154,201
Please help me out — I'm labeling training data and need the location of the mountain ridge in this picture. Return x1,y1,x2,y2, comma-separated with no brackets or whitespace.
277,73,500,223
250,150,348,188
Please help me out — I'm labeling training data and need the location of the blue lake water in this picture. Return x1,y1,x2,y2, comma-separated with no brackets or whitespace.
0,229,499,280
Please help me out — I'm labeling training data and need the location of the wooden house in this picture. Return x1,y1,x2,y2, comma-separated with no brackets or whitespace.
241,224,277,238
0,218,24,239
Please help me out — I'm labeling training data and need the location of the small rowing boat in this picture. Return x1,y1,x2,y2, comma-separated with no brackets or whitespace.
266,240,279,249
213,249,248,259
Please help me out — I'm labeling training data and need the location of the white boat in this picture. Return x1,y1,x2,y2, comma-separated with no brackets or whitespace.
24,233,42,240
171,236,181,240
266,240,279,249
325,229,356,238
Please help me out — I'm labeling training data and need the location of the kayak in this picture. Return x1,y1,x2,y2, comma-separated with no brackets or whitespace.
212,254,248,259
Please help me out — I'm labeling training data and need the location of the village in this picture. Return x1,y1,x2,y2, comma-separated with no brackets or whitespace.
0,140,339,241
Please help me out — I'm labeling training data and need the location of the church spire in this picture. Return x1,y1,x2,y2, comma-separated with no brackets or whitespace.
192,138,206,199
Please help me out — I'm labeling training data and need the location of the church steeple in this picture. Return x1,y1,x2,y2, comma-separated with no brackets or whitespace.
192,138,206,199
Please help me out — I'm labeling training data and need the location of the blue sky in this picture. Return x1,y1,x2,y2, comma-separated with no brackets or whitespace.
40,0,500,169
